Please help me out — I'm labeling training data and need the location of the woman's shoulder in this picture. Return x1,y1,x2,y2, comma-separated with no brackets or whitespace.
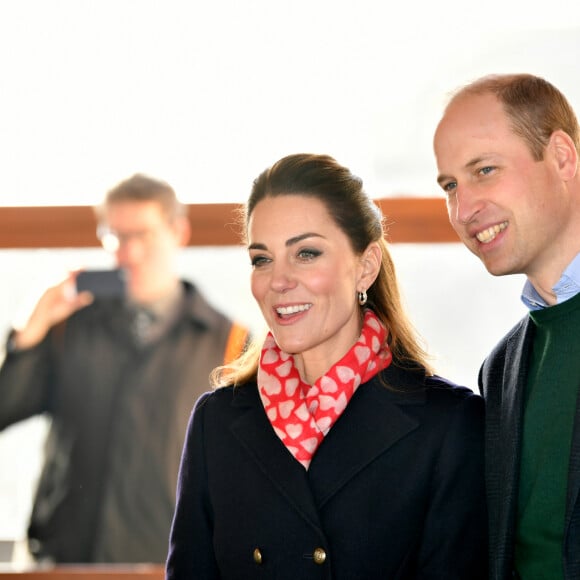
387,371,484,431
194,382,259,414
378,363,480,404
423,376,484,421
371,366,483,425
424,374,481,402
364,369,484,440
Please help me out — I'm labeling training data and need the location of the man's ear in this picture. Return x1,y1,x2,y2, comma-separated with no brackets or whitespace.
358,242,382,290
549,130,578,180
175,215,191,247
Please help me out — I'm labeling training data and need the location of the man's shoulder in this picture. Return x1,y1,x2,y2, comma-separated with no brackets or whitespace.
478,314,531,398
181,280,250,357
182,280,234,327
485,314,530,363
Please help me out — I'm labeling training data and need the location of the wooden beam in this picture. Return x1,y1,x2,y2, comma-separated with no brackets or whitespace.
0,566,164,579
376,198,457,244
0,199,457,249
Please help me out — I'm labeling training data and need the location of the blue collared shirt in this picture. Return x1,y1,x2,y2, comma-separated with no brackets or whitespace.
521,252,580,311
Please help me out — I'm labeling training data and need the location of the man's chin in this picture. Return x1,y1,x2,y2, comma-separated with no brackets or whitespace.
480,258,516,278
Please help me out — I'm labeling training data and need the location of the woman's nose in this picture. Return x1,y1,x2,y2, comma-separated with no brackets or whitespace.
269,263,297,293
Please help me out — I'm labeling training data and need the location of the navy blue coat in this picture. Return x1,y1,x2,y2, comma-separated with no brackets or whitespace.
166,363,488,579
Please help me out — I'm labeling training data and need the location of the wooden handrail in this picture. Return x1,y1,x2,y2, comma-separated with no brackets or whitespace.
0,198,456,249
0,565,164,579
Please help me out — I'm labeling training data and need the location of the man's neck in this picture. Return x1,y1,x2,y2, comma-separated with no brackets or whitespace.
523,250,580,310
525,279,558,307
129,276,181,307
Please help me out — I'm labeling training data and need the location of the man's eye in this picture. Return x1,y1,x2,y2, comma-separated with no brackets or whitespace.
479,166,495,176
442,181,457,193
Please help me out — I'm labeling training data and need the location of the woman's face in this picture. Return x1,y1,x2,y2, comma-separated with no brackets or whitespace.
248,194,377,382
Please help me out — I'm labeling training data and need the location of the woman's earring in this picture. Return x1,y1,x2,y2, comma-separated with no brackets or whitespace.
358,290,367,306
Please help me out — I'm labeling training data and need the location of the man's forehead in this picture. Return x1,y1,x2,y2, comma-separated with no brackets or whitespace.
104,200,168,223
437,95,513,145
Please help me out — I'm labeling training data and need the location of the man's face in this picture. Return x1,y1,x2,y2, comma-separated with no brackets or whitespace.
101,200,186,301
433,92,569,283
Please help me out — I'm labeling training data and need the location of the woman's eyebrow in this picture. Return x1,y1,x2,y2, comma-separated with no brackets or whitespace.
248,232,324,251
285,232,323,247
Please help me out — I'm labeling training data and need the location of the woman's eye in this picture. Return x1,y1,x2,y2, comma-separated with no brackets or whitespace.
479,166,495,176
250,255,270,268
297,248,322,260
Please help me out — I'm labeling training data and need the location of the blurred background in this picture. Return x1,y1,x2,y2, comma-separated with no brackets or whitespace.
1,0,579,206
0,0,578,559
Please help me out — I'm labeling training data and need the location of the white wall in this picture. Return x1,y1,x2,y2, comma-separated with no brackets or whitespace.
1,3,579,208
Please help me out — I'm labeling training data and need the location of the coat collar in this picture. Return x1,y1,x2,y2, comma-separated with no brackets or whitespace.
307,372,421,508
88,280,220,337
484,316,533,572
229,385,322,530
498,317,532,481
228,363,426,529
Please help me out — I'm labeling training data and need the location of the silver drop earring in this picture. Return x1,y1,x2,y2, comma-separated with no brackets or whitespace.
358,290,367,306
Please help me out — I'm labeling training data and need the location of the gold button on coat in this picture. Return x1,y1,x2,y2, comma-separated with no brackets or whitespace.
253,547,263,564
313,547,327,565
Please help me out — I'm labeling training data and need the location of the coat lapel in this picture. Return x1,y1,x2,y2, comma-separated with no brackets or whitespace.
491,317,534,567
229,385,323,531
228,367,425,530
308,365,424,507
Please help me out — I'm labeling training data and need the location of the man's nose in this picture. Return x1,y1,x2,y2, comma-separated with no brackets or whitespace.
453,185,484,225
115,237,144,264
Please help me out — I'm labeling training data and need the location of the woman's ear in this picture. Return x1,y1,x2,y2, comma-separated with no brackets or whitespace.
358,242,382,290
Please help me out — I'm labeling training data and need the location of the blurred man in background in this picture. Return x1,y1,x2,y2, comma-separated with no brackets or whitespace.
0,174,248,564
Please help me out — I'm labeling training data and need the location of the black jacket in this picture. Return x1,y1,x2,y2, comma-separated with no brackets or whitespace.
167,364,488,579
0,281,240,563
480,315,580,580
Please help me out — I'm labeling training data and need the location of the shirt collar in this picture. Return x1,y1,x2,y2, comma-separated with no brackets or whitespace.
521,252,580,311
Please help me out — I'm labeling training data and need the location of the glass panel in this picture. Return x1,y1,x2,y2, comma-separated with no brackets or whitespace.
0,244,526,559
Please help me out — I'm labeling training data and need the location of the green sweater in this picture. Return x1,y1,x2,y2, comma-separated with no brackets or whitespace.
515,291,580,579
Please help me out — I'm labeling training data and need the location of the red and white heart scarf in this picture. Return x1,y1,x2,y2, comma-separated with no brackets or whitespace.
257,309,393,469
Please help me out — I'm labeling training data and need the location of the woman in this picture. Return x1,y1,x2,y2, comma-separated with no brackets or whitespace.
166,154,487,579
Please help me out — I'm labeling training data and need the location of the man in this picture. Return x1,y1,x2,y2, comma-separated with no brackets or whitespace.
0,174,248,564
433,73,580,579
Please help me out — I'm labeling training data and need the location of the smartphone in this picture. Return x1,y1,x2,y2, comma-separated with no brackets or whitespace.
76,269,126,298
